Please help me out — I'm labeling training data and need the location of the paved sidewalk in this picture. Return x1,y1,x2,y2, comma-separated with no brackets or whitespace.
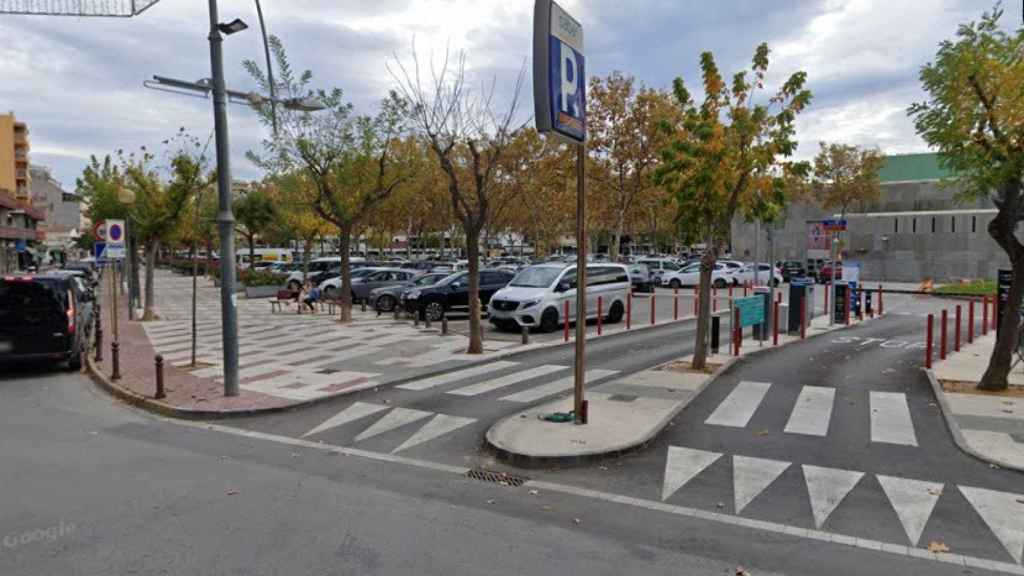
485,312,857,464
930,332,1024,472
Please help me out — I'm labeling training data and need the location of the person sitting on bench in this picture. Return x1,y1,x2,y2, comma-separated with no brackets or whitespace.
303,281,321,312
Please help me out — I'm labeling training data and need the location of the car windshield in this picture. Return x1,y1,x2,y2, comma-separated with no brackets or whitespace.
509,266,563,288
413,274,444,286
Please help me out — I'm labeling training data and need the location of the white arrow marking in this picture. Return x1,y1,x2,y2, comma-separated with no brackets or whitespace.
803,464,864,528
959,485,1024,563
877,475,944,546
303,402,389,438
733,456,790,514
391,414,476,453
354,407,433,442
662,446,722,501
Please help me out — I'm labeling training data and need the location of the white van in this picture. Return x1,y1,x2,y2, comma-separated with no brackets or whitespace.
487,263,630,332
237,248,293,268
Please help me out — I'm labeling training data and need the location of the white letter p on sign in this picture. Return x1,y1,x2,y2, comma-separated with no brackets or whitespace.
560,42,578,116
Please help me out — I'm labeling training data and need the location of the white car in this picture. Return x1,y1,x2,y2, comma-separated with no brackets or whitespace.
733,263,783,287
317,267,389,300
661,261,735,289
487,263,630,332
284,257,340,291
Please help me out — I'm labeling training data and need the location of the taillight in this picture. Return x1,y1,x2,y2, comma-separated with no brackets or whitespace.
67,290,75,334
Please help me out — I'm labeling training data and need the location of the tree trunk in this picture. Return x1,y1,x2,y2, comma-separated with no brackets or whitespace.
610,214,625,261
143,240,158,321
978,189,1024,391
691,239,718,371
338,227,353,323
466,228,483,354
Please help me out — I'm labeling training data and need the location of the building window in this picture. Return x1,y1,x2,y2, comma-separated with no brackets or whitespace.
913,218,917,234
931,217,936,234
894,218,899,234
972,216,977,234
951,216,956,234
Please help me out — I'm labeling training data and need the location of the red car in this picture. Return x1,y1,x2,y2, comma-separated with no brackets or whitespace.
818,262,843,284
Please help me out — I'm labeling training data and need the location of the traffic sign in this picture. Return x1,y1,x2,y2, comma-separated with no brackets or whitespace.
106,219,126,260
822,218,847,232
93,220,107,242
533,0,586,144
94,242,107,263
735,296,765,328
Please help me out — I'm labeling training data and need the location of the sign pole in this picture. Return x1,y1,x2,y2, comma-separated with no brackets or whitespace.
574,142,587,425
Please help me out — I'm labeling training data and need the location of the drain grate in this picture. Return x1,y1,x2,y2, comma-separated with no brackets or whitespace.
608,394,638,403
466,468,529,487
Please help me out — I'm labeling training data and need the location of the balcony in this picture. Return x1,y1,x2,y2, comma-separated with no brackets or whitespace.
15,169,28,180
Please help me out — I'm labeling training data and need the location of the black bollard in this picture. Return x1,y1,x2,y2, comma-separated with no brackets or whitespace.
155,354,166,399
111,341,121,381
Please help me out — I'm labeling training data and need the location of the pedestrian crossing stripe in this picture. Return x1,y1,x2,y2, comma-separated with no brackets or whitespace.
447,364,568,397
704,381,771,428
661,445,1024,561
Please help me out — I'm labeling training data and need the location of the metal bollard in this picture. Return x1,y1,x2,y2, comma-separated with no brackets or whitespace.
94,319,104,363
111,341,121,381
955,305,962,352
521,325,529,345
626,293,632,329
442,316,449,336
673,289,679,320
154,354,166,399
982,296,989,336
597,296,603,336
711,315,720,354
878,284,884,316
968,300,975,344
926,314,934,369
773,301,779,346
824,286,829,318
564,300,570,342
990,295,997,332
650,294,656,326
857,291,864,321
940,309,948,361
734,308,742,356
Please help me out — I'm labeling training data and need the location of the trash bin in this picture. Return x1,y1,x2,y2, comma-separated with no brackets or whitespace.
788,277,813,334
833,282,850,324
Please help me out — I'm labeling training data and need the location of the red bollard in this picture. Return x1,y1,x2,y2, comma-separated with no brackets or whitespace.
627,293,632,330
650,294,656,326
991,295,997,332
926,314,934,369
824,284,830,316
968,300,975,344
673,289,679,320
955,305,961,352
857,291,864,321
878,284,884,316
597,296,603,336
800,296,807,340
773,301,779,346
982,296,989,336
563,300,570,342
940,309,948,360
734,308,742,356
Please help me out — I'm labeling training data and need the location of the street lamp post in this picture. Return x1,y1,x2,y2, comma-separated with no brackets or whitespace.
208,0,240,396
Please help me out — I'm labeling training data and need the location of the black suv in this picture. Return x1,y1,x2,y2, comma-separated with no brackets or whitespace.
0,273,96,370
403,269,514,321
779,260,806,282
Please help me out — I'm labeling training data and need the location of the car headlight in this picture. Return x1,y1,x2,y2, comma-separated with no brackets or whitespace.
407,290,421,299
521,299,541,309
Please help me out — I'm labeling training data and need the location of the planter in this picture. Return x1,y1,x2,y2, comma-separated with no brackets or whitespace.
245,285,281,299
214,279,246,293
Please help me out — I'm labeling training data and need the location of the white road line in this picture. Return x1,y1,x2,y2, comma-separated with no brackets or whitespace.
499,369,620,403
802,464,864,529
870,392,918,446
704,381,771,428
662,446,722,501
303,402,389,437
396,361,519,391
391,414,476,453
784,386,835,437
733,455,790,515
354,407,433,442
446,364,568,397
959,485,1024,564
877,475,944,546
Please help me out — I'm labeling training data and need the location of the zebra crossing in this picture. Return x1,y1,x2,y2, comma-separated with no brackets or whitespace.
660,445,1024,564
703,380,921,447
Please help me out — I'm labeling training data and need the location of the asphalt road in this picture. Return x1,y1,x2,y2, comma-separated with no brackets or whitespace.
0,361,999,576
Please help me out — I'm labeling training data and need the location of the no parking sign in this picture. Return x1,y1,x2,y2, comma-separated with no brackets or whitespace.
106,219,125,259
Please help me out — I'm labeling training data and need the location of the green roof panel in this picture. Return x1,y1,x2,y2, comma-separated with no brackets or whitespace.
878,153,954,183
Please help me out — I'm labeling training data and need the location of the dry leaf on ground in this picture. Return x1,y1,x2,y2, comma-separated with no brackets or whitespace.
927,541,950,554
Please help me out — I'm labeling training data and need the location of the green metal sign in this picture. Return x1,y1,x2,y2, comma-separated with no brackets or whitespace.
735,296,765,328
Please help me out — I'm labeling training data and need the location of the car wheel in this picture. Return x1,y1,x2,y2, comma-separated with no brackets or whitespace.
376,294,396,312
607,301,624,324
424,301,445,322
669,278,682,290
539,307,560,333
713,278,728,289
287,280,301,292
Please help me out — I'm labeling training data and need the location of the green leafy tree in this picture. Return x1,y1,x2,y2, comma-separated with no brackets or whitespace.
76,155,128,223
233,185,278,267
909,5,1024,391
655,44,812,370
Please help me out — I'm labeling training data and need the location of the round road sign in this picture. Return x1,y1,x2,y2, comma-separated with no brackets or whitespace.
108,222,124,243
93,221,107,242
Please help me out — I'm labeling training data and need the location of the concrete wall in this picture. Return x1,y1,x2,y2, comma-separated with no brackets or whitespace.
730,180,1010,282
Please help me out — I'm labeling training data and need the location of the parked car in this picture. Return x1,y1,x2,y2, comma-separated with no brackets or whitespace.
284,257,340,291
779,260,806,282
317,267,390,300
626,263,654,293
716,259,746,285
488,263,630,332
0,273,95,370
660,261,735,289
731,263,783,287
403,269,515,321
818,262,843,284
638,258,682,283
349,268,419,303
369,272,450,313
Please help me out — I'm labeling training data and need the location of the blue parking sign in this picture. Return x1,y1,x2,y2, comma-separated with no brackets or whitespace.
533,0,585,144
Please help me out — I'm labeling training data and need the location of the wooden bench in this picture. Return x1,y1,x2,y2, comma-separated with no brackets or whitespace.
270,290,298,314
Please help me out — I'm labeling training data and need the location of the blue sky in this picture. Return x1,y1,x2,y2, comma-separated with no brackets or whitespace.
0,0,1018,191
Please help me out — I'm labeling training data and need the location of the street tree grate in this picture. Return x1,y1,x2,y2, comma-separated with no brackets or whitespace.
466,468,528,487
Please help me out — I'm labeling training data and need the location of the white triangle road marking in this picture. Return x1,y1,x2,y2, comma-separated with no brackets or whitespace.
662,446,722,501
733,456,790,515
877,475,944,546
302,402,389,438
803,464,865,529
958,485,1024,564
354,407,434,442
391,414,477,453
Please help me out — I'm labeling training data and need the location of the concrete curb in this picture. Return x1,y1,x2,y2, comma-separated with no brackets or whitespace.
485,356,740,468
923,368,1024,474
484,314,863,467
